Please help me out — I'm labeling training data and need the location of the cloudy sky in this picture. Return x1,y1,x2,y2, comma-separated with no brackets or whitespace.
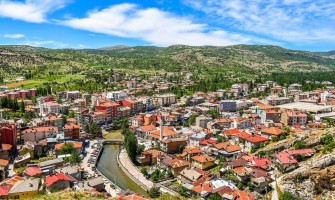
0,0,334,51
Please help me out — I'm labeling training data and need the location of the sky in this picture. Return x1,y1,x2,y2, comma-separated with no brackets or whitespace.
0,0,334,51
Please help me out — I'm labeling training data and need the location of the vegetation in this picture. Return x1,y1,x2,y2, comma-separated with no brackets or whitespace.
124,129,139,163
148,187,161,198
320,134,335,153
84,120,102,137
279,191,304,200
59,142,81,164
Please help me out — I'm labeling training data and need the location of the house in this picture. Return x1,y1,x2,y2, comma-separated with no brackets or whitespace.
55,165,82,181
167,158,191,176
244,135,269,151
160,138,187,154
281,111,307,127
13,153,31,168
38,158,64,174
192,155,215,170
221,159,248,173
231,190,254,200
189,132,207,146
212,142,241,158
45,173,71,191
181,146,202,161
137,149,164,166
195,115,212,128
233,167,251,182
8,178,41,199
208,118,233,130
121,193,150,200
136,125,157,139
23,167,43,177
178,168,203,184
0,144,13,160
0,184,12,199
272,151,298,172
87,177,105,192
260,127,284,139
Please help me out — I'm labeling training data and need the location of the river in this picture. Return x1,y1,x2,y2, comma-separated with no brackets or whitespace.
96,130,147,196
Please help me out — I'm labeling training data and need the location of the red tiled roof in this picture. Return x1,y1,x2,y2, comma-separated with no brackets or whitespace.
0,159,9,167
185,146,202,154
122,194,149,200
245,135,268,143
22,126,58,134
274,151,298,164
287,149,314,156
192,155,215,163
139,125,156,132
168,158,191,169
233,190,254,200
24,167,42,177
0,185,12,196
1,144,12,151
199,139,217,145
45,173,71,187
261,127,284,136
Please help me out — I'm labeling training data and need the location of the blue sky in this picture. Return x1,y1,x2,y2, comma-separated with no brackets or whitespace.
0,0,334,51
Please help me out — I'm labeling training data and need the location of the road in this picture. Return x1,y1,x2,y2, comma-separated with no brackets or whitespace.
81,139,121,197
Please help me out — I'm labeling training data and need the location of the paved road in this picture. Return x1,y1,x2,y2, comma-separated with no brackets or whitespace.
119,149,154,189
81,139,120,197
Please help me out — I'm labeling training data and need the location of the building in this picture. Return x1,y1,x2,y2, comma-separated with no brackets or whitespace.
220,100,237,112
63,123,80,140
22,127,58,143
167,158,191,176
40,102,60,116
66,91,80,100
54,142,83,155
265,96,291,106
153,94,176,106
95,101,120,122
8,178,41,199
195,115,212,128
121,99,143,116
281,111,307,126
0,123,17,148
45,173,71,191
192,154,215,170
106,91,127,101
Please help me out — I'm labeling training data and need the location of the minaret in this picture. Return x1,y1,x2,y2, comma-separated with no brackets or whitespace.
160,116,163,141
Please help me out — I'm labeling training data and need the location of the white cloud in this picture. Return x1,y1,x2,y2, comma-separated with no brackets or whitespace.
20,40,69,48
3,33,25,38
0,0,70,23
61,3,260,46
183,0,335,43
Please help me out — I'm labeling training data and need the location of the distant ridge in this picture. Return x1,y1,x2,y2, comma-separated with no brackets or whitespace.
99,45,130,50
314,50,335,59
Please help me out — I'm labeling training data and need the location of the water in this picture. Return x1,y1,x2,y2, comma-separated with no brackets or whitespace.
96,130,147,196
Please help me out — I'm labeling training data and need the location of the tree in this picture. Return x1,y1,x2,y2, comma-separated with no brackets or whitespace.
124,129,138,163
188,114,197,126
136,144,145,155
294,140,306,150
68,111,75,118
207,109,219,119
148,187,161,198
20,101,25,113
177,185,187,196
69,151,82,164
208,193,222,200
84,120,102,137
59,142,75,155
140,167,148,176
279,191,299,200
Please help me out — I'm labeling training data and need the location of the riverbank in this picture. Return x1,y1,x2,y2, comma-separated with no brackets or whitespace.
118,149,178,195
96,129,147,196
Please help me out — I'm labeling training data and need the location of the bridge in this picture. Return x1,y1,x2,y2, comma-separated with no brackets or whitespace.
102,139,124,145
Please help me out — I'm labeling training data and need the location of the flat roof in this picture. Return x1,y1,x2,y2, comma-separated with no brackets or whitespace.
276,102,333,113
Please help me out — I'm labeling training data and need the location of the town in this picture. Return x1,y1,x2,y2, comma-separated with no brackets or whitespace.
0,72,335,200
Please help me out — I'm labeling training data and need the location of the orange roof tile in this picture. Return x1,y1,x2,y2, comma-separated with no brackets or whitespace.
192,155,215,163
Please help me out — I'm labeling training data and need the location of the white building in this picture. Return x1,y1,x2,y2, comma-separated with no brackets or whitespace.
40,102,60,116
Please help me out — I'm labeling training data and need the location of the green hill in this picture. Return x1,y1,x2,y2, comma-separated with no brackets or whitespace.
1,45,335,78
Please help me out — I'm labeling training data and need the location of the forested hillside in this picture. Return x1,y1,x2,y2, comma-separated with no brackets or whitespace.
1,45,335,78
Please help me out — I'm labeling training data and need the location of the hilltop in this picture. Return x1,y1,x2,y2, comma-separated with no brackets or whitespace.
314,50,335,59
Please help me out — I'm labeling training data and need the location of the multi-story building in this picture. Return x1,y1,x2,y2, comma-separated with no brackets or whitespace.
22,126,58,143
0,123,17,148
66,91,80,100
95,101,120,122
63,123,80,140
195,115,212,128
40,102,60,116
281,111,307,126
106,91,127,101
121,99,143,116
265,96,291,106
153,94,176,106
220,100,237,112
138,96,153,111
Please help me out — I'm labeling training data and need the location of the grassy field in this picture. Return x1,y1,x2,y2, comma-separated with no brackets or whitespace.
4,74,84,89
